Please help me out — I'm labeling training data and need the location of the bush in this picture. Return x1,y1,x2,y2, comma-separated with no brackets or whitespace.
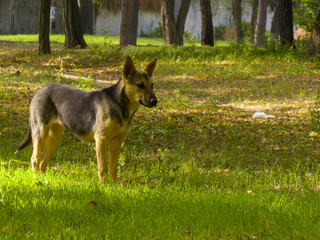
214,25,235,41
242,21,253,41
214,25,226,40
293,0,319,33
224,27,235,41
140,22,162,38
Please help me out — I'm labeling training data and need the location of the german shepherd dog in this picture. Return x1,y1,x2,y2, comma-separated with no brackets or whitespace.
16,56,157,181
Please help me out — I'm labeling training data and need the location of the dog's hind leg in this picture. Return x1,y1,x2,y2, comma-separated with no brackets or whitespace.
40,123,65,172
31,127,48,172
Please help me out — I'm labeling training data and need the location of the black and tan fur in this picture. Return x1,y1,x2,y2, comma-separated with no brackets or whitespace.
16,56,157,181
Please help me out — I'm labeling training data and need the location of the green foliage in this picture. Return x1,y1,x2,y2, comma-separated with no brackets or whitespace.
242,21,254,41
140,22,163,38
215,25,235,41
183,31,194,40
140,23,195,41
215,21,252,42
214,25,226,40
293,0,320,33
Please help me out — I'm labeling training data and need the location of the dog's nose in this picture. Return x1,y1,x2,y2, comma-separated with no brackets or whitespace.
150,97,158,107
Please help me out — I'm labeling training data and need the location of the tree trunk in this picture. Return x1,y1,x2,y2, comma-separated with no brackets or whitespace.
161,0,190,46
279,0,293,46
250,0,258,43
308,10,320,58
161,0,175,44
232,0,244,43
254,0,267,47
176,0,191,45
10,0,15,34
79,0,94,34
120,0,140,46
270,6,280,38
200,0,214,46
39,0,52,54
61,0,87,49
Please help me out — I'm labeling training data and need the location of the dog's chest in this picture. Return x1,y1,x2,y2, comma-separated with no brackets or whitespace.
108,118,131,135
86,117,130,142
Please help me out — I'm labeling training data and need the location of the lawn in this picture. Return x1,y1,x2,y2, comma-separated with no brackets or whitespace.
1,35,320,239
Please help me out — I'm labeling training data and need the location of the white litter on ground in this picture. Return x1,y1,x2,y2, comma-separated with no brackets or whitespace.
252,112,275,119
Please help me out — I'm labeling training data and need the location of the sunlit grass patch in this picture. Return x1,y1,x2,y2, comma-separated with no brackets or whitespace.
1,162,320,239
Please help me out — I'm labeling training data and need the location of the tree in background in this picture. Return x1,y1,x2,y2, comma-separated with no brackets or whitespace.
39,0,52,54
232,0,244,43
266,0,279,38
79,0,94,34
250,0,259,43
61,0,87,49
160,0,191,45
200,0,214,46
270,5,280,38
279,0,294,46
308,10,320,58
254,0,267,47
120,0,140,46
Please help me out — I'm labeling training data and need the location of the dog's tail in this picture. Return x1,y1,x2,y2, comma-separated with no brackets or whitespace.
15,125,32,154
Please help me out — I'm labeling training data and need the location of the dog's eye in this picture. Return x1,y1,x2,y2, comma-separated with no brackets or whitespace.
136,83,145,89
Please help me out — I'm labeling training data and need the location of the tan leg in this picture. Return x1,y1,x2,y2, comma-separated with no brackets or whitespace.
31,138,45,171
108,135,126,181
95,136,108,181
40,123,65,172
31,128,48,171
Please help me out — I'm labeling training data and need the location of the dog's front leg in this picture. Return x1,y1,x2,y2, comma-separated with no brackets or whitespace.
108,135,126,181
95,136,108,181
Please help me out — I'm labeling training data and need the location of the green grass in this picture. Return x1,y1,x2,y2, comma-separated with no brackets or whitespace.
0,34,229,47
1,167,320,239
1,35,320,239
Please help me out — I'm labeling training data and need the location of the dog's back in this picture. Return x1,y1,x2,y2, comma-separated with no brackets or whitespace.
33,83,98,136
17,83,99,151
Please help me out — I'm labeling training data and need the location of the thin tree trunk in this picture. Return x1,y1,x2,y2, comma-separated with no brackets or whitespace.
308,10,320,58
161,0,190,46
39,0,52,54
161,0,175,44
10,0,15,34
254,0,267,47
61,0,87,49
120,0,140,46
270,6,280,38
232,0,244,43
279,0,293,46
200,0,214,46
250,0,258,43
176,0,191,45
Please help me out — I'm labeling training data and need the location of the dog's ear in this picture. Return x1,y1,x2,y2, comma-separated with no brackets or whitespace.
143,57,157,77
123,56,136,79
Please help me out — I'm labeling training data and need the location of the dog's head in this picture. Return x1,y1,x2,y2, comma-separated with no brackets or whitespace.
122,56,157,108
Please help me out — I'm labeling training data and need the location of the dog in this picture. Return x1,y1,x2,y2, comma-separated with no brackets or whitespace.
16,56,157,181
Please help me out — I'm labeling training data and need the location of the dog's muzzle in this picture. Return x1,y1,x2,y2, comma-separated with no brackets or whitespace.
150,97,158,107
139,97,157,108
